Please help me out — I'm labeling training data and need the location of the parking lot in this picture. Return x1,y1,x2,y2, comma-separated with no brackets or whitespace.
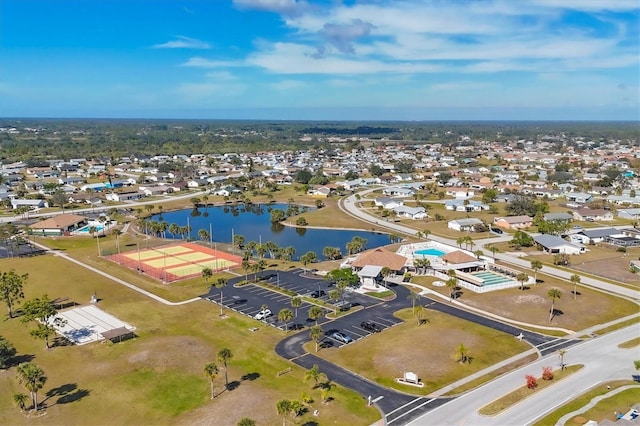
203,269,401,341
260,269,381,309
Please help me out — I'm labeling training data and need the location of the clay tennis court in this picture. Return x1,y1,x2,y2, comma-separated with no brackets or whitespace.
107,242,242,283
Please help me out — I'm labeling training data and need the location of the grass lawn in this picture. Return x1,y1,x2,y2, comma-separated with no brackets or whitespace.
479,364,583,415
411,270,639,332
618,337,640,349
443,352,539,396
309,308,531,395
0,255,379,426
525,244,640,286
532,381,639,426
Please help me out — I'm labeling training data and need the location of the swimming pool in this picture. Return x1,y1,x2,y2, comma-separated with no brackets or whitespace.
471,271,513,285
414,248,446,257
76,224,104,234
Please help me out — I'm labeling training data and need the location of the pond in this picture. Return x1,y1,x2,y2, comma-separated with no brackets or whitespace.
150,203,390,259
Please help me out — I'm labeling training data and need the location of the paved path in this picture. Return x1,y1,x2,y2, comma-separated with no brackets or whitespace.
556,384,640,425
31,240,199,306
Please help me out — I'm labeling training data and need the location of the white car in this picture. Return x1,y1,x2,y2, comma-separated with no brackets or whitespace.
254,309,272,320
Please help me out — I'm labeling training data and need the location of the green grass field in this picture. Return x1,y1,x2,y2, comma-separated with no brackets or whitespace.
311,308,531,395
0,255,379,426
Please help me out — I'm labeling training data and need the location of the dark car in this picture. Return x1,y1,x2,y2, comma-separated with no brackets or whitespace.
310,290,326,298
360,321,382,333
491,227,504,234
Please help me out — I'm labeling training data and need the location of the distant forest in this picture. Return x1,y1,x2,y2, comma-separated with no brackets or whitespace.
0,119,637,163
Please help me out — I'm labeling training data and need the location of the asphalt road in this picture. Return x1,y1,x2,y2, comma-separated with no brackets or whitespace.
407,323,640,425
340,191,639,301
271,282,581,425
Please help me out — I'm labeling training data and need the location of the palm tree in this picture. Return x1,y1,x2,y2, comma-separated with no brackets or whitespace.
278,308,293,332
13,393,29,412
446,277,457,301
570,274,581,300
328,290,340,313
558,349,566,371
489,245,498,259
456,237,465,248
530,260,542,284
310,325,323,352
547,288,562,322
276,399,292,426
380,266,391,287
407,291,420,315
204,362,219,399
241,259,251,281
201,267,213,288
167,223,178,239
454,343,470,364
233,234,245,251
290,297,302,318
15,362,47,412
217,348,233,389
516,272,529,291
474,249,484,259
215,278,227,315
308,306,324,326
111,228,122,254
303,363,327,387
198,229,210,244
415,305,425,325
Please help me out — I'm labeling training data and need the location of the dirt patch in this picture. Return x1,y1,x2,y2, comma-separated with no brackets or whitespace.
512,295,547,304
572,256,639,284
175,380,282,426
127,336,215,374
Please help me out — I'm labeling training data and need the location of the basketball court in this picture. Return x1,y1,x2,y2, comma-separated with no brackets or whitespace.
107,242,242,283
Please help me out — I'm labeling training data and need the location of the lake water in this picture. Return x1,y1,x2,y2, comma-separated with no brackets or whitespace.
151,203,390,259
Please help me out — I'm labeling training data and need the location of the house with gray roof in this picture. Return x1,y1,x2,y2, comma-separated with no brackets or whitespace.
618,208,640,220
544,212,573,222
533,234,585,255
393,205,427,220
448,218,484,232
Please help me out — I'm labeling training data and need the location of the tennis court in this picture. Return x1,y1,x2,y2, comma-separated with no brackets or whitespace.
107,242,242,283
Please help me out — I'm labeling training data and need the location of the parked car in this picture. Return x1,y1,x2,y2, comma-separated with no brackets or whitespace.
254,309,272,320
360,321,382,333
310,290,326,298
332,331,353,344
490,227,504,234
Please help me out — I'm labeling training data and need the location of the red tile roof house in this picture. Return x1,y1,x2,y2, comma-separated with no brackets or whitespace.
493,215,533,230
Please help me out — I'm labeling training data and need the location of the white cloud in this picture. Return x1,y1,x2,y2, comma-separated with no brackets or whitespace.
530,0,639,11
233,0,306,15
153,36,211,49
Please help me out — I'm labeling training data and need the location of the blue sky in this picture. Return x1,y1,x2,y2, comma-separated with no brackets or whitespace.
1,0,638,120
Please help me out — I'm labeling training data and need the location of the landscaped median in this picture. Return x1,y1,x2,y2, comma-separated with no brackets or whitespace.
479,364,583,416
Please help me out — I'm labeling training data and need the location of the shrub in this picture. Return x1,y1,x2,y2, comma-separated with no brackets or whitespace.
617,246,627,253
526,374,538,389
301,392,313,404
542,366,554,380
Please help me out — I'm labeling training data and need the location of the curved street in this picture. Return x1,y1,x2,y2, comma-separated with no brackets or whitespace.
339,191,639,301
